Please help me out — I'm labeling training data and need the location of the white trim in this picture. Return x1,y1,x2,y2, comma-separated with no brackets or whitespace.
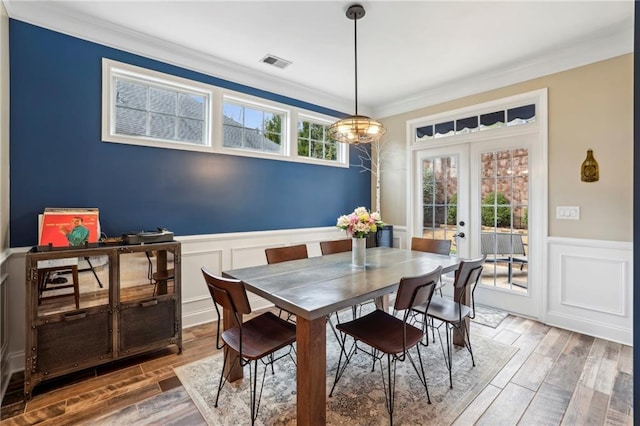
376,22,632,118
102,58,214,149
4,1,358,116
5,1,631,119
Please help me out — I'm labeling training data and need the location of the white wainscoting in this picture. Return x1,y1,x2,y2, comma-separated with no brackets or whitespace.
178,225,406,327
546,237,633,345
2,225,407,388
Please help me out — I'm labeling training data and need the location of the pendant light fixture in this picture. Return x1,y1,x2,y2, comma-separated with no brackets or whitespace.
328,4,386,145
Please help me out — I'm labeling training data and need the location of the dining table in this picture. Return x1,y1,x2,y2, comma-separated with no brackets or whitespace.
222,246,461,426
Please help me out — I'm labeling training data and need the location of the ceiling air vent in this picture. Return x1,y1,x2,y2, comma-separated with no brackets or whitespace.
260,54,291,69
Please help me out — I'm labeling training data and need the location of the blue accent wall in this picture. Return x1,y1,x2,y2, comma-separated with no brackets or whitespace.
9,20,372,247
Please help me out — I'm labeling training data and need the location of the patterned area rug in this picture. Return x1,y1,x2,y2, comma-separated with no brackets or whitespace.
175,323,517,426
471,304,509,328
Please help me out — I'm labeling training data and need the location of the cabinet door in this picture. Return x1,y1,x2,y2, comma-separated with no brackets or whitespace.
118,298,178,354
35,309,112,374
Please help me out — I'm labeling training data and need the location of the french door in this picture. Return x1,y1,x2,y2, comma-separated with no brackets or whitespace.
413,132,540,318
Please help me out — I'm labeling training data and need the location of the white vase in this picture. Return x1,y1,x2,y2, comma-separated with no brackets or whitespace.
351,237,366,268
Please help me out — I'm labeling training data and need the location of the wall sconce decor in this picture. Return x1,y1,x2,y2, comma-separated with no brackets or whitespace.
581,149,599,182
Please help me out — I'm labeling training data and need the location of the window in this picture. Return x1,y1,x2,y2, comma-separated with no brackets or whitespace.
414,104,536,142
102,59,348,167
104,60,211,147
222,98,285,154
297,117,338,161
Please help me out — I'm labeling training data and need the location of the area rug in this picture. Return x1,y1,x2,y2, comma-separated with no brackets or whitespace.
174,326,517,425
471,304,509,328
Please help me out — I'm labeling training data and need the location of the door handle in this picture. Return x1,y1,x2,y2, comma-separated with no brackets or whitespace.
453,232,465,238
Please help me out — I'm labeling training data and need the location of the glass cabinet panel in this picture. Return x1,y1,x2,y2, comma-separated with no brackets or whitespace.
36,255,110,317
119,249,176,303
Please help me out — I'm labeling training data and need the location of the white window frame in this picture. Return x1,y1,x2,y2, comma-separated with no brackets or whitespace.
219,93,289,158
102,58,348,168
102,58,214,150
295,114,346,165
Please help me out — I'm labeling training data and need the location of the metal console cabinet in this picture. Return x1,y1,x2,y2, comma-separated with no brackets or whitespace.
24,241,182,399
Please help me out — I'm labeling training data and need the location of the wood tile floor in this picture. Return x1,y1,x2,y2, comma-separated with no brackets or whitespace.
1,312,634,425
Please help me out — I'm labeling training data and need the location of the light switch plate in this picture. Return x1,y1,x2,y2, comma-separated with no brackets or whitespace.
556,206,580,220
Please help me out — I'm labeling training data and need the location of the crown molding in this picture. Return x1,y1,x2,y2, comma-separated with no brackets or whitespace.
374,18,633,119
3,0,357,116
4,1,631,120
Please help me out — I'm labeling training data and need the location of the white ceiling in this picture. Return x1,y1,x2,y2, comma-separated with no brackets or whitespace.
3,0,634,117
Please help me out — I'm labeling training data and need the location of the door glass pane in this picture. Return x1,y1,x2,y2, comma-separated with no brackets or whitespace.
421,156,457,253
480,148,529,293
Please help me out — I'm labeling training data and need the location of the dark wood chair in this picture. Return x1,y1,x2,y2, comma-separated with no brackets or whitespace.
329,266,442,425
410,237,451,255
413,256,485,388
319,238,352,255
320,238,377,319
411,237,452,301
201,268,296,425
264,244,308,321
265,244,308,264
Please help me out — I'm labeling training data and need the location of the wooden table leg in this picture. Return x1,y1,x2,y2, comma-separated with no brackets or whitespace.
453,282,470,347
222,307,243,381
297,315,327,426
374,294,390,312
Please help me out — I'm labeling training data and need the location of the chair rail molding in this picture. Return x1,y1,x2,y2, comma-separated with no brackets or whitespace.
546,236,632,345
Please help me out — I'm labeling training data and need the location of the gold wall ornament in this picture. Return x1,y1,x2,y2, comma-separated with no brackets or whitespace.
581,149,599,182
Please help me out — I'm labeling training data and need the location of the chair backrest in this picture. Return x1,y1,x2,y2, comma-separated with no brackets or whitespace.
453,256,485,291
201,267,252,315
411,237,451,255
320,239,352,255
394,266,442,312
265,244,308,264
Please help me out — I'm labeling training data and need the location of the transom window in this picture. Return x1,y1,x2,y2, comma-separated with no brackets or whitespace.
297,117,338,161
222,99,285,154
415,104,536,142
114,77,208,144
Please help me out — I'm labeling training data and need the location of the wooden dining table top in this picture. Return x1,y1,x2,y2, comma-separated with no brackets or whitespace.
223,246,461,320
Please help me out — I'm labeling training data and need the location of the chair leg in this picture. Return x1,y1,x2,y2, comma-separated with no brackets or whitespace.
379,353,396,425
249,359,258,425
406,346,431,404
437,323,453,389
329,334,356,397
454,321,476,367
215,347,230,407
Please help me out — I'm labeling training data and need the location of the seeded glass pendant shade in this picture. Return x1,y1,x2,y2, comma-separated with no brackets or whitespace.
328,4,386,145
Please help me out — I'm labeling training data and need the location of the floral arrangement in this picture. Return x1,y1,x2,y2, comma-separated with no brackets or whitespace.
336,207,385,238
